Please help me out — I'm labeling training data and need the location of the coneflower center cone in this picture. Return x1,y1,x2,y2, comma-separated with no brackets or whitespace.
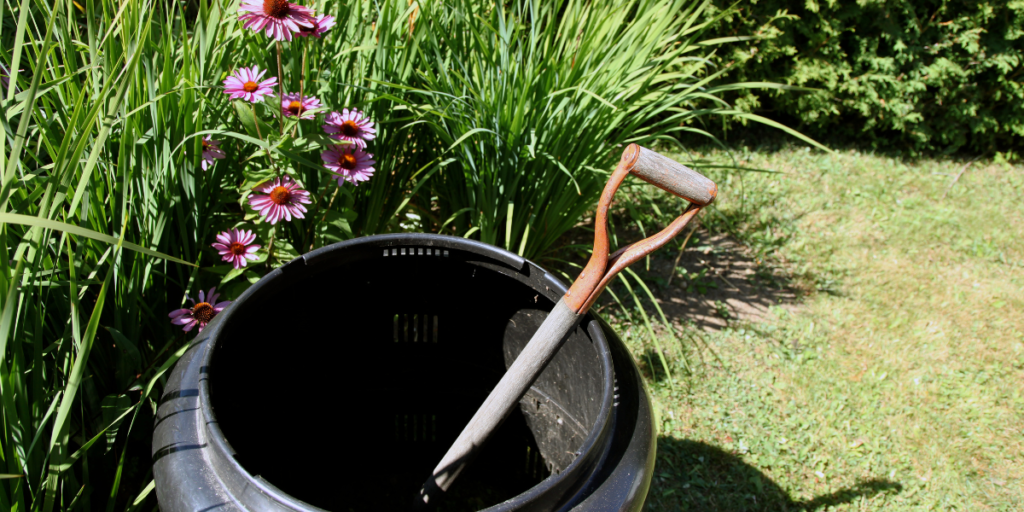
340,152,358,169
201,139,210,149
228,242,247,256
340,120,360,136
192,302,215,323
288,101,304,116
243,81,259,93
269,186,292,204
262,0,290,18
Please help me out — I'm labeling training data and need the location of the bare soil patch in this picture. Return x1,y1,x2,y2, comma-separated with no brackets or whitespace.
646,230,799,331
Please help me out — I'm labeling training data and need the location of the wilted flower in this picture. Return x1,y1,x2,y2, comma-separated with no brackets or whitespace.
223,66,278,103
321,146,375,186
168,287,231,333
248,176,312,224
201,136,226,170
280,93,321,120
323,108,376,149
296,14,335,38
238,0,315,42
212,228,261,269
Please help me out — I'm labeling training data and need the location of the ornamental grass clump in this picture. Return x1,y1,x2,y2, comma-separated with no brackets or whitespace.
402,0,823,259
0,1,427,507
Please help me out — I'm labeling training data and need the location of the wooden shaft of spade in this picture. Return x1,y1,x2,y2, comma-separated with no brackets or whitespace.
418,298,580,503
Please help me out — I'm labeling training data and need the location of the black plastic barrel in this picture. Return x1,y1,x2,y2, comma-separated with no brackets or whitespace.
152,234,655,511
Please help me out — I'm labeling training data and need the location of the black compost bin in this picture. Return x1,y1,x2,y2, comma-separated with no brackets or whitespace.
152,234,655,511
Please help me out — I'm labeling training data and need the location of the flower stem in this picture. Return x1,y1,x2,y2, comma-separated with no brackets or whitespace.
307,182,342,250
299,41,306,101
276,42,285,135
322,185,342,220
294,40,308,138
266,227,275,271
251,103,278,174
305,184,333,248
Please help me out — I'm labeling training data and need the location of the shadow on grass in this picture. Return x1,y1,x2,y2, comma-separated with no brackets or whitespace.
642,229,801,331
552,223,804,332
647,439,902,511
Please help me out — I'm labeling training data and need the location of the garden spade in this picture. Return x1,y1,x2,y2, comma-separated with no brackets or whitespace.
417,144,717,506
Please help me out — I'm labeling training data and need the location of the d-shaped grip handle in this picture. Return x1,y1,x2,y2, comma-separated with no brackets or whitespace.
631,146,717,206
563,144,716,313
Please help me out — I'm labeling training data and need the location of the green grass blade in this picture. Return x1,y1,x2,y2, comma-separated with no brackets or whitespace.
624,266,691,373
0,213,196,266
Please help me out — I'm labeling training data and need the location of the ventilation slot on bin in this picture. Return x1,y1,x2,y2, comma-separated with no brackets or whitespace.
393,313,439,343
524,446,546,479
382,247,448,258
395,413,437,442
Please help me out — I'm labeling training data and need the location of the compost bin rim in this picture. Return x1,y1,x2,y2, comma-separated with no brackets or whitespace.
196,234,616,511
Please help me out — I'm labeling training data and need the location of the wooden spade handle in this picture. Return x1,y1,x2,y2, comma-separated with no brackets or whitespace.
632,146,718,206
565,144,716,312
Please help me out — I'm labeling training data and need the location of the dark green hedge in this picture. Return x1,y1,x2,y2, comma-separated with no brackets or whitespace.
706,0,1023,155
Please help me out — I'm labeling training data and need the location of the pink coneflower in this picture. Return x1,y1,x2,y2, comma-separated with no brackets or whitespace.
168,287,231,333
238,0,315,42
223,66,278,103
212,228,261,269
321,146,376,186
248,176,312,224
280,93,321,119
296,14,335,38
201,136,226,170
323,109,376,149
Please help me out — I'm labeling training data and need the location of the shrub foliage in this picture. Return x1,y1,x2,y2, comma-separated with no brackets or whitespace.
707,0,1024,154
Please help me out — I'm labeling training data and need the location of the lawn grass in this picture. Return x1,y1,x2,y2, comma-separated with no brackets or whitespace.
607,146,1024,511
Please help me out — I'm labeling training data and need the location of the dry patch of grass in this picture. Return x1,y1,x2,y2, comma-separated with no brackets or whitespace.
616,147,1024,511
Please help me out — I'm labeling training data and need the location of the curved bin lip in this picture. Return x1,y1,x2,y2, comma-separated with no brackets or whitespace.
194,234,616,511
